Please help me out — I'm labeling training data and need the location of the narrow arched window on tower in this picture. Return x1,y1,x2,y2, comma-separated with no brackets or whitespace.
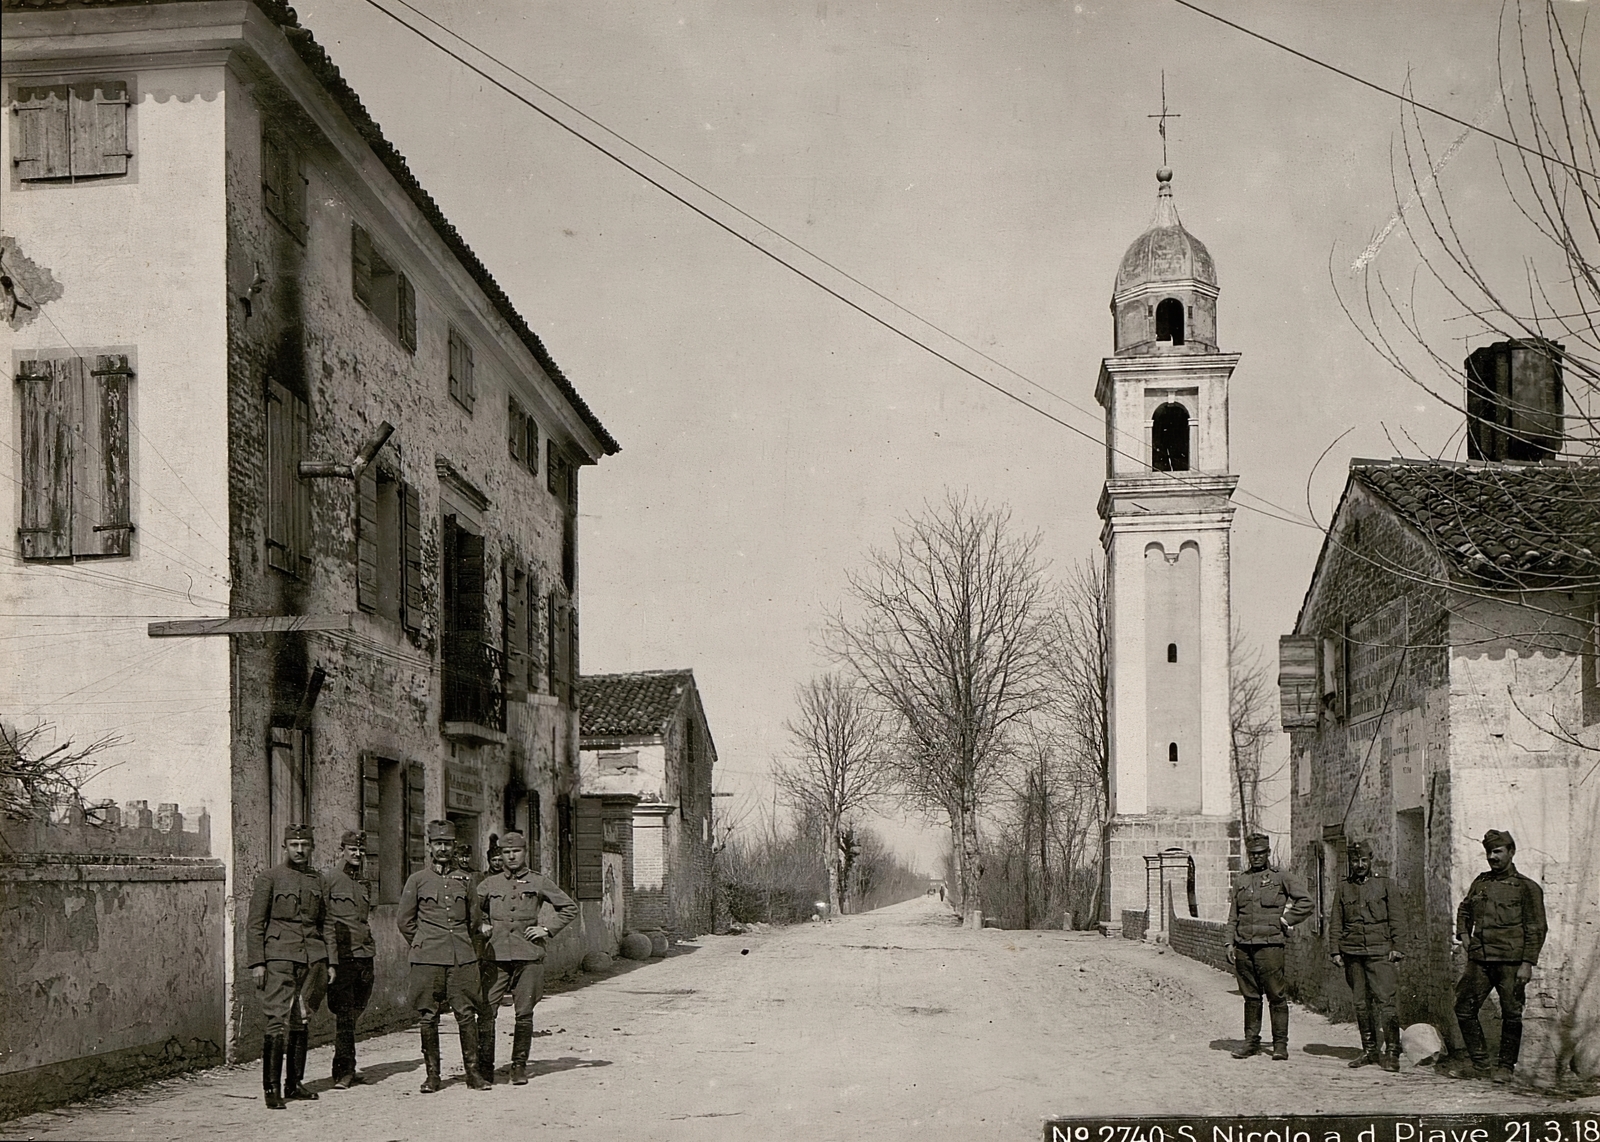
1156,297,1185,345
1167,643,1178,663
1152,403,1191,472
1168,742,1179,764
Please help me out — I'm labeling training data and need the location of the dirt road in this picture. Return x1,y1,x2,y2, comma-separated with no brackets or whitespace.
5,896,1592,1142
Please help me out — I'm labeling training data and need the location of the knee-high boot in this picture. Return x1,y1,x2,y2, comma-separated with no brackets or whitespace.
262,1036,286,1110
1269,1003,1290,1061
477,1013,497,1083
420,1023,442,1094
1380,1016,1401,1072
284,1027,318,1100
1348,1011,1378,1068
459,1017,491,1090
332,1014,358,1087
1231,1000,1263,1058
510,1020,534,1085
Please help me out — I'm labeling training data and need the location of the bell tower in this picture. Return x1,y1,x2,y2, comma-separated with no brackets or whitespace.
1098,166,1241,932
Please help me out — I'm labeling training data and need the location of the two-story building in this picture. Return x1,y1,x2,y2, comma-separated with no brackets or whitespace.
2,0,617,1062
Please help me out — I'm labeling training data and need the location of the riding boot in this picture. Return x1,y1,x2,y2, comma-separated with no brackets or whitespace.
477,1015,497,1083
262,1036,286,1110
420,1024,443,1093
1493,1018,1523,1082
1348,1012,1378,1068
460,1018,491,1090
510,1020,533,1085
284,1027,318,1100
1269,1002,1290,1061
1456,1007,1491,1072
1231,1000,1263,1059
332,1016,357,1088
1379,1016,1401,1072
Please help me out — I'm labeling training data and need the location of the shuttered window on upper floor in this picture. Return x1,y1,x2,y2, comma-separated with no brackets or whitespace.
265,380,311,578
261,128,307,240
448,327,475,412
16,355,133,560
12,80,131,182
508,395,539,475
501,555,530,701
351,223,416,353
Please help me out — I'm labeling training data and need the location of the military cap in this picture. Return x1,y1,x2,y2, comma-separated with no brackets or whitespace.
1244,833,1272,853
499,831,527,849
1347,840,1372,860
425,819,456,842
283,823,315,843
1482,828,1516,851
340,829,366,848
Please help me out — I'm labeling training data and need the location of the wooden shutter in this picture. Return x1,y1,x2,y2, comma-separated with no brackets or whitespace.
502,558,528,699
507,398,525,465
547,592,562,702
266,381,289,572
261,132,284,226
397,273,417,353
462,339,474,405
404,760,426,876
351,224,373,308
69,80,130,178
456,530,486,635
12,84,71,181
356,465,379,612
79,356,133,557
401,481,424,631
360,752,382,886
290,394,310,573
16,358,74,559
567,604,579,710
573,796,603,901
526,568,541,686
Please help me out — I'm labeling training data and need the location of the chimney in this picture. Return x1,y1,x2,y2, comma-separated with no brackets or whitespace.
1465,338,1564,462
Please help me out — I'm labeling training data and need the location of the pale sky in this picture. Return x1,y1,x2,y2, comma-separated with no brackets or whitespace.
297,0,1584,872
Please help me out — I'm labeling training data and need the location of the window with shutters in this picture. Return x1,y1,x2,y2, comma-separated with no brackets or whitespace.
268,724,311,864
16,355,134,560
265,380,311,578
556,793,575,895
363,752,421,904
547,590,570,704
11,79,131,183
442,513,503,728
351,223,416,352
448,328,476,412
356,467,411,623
261,128,306,240
507,396,538,474
501,556,530,702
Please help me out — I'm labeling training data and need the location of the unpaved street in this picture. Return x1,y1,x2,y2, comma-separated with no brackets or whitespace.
5,897,1591,1142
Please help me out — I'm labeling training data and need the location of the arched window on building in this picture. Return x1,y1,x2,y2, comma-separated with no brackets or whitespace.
1156,297,1185,345
1167,643,1178,663
1168,742,1179,764
1152,403,1191,472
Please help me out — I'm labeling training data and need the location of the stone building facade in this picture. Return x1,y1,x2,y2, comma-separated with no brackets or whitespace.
578,670,717,938
2,0,617,1061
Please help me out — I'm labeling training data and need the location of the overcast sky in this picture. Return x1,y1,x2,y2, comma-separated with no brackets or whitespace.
297,0,1582,871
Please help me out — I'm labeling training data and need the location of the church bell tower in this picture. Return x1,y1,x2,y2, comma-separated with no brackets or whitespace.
1098,166,1241,930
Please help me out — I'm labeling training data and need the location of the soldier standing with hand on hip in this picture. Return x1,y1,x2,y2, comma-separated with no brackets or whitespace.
1226,833,1313,1062
1329,840,1404,1072
325,830,375,1089
398,819,491,1093
1443,829,1547,1083
473,831,578,1085
247,823,336,1110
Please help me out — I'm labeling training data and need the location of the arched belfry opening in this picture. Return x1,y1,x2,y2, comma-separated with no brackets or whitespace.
1152,402,1191,471
1156,298,1185,345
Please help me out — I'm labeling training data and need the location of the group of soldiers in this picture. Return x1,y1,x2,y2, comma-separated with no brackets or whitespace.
246,818,577,1109
1224,828,1547,1081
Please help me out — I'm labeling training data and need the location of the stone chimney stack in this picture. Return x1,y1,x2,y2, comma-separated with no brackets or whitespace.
1465,338,1565,462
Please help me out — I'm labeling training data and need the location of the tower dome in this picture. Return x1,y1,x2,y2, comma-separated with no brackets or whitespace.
1110,169,1220,356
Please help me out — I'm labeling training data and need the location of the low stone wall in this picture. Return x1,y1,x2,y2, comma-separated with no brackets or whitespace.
0,857,227,1120
1121,909,1148,941
1168,893,1232,973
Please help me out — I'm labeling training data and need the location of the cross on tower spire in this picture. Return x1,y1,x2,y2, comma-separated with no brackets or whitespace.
1147,71,1181,168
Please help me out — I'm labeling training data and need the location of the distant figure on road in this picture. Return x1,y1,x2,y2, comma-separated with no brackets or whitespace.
938,884,945,903
325,830,375,1089
398,819,490,1093
247,823,334,1110
1225,834,1312,1062
1442,829,1546,1083
1329,840,1403,1073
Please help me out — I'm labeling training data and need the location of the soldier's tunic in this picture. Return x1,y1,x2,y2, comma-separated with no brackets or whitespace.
325,866,375,1077
397,864,484,1028
1225,865,1312,1010
475,868,578,1023
246,862,335,1038
1453,864,1547,1068
1333,873,1399,1037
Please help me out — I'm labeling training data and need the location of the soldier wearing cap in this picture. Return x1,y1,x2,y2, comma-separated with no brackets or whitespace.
325,829,375,1089
247,823,336,1109
1329,840,1404,1072
472,831,578,1085
398,819,490,1093
1225,833,1313,1061
1443,828,1547,1082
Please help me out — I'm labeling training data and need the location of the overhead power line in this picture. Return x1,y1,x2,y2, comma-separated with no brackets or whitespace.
348,0,1320,533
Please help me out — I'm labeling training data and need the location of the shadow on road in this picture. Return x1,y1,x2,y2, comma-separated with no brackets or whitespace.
527,1056,613,1079
1302,1043,1363,1061
1208,1038,1255,1055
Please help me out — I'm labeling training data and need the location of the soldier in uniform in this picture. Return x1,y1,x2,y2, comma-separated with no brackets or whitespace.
247,823,335,1110
1225,833,1313,1062
325,830,375,1089
1329,840,1403,1072
398,820,491,1093
1443,829,1547,1082
473,831,578,1085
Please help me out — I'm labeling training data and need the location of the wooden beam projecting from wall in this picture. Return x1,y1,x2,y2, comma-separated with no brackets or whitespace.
148,614,355,638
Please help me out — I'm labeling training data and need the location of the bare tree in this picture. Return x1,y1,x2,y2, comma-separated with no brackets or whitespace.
1048,557,1111,923
775,674,891,914
827,492,1053,911
1229,626,1280,835
1,720,122,822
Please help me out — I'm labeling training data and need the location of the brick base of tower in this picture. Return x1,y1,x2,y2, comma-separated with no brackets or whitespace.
1101,813,1242,932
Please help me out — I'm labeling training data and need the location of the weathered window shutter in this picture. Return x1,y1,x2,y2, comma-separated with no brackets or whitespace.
397,273,417,353
526,568,541,688
70,80,130,178
525,416,539,475
567,603,579,710
573,796,603,901
291,392,310,574
404,760,426,877
356,465,379,612
78,355,132,557
462,339,474,404
401,481,424,632
262,133,285,225
360,751,382,886
12,84,71,181
448,329,472,408
456,529,486,635
1277,636,1320,730
507,398,525,465
501,558,528,699
546,592,559,698
546,445,560,497
266,380,308,576
16,358,74,559
351,224,373,308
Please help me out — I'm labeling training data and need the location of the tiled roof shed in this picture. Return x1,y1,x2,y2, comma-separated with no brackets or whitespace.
579,671,697,741
1351,459,1600,589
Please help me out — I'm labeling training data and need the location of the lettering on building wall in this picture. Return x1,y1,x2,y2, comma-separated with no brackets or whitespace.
1348,597,1409,723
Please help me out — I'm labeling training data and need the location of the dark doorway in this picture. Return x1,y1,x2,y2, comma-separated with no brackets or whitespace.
1156,298,1185,344
1152,403,1191,471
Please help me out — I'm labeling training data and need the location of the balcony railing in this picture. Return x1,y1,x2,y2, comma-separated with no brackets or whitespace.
441,632,505,731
